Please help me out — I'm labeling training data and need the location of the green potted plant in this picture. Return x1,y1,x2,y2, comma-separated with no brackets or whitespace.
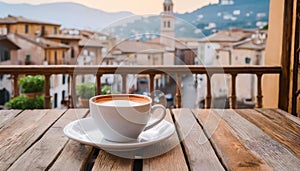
19,75,45,98
76,83,114,107
5,95,44,110
76,83,96,107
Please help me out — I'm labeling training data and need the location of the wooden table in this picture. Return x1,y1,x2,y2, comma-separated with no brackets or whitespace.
1,108,300,170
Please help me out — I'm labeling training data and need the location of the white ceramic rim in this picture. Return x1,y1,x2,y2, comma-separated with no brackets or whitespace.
89,94,152,108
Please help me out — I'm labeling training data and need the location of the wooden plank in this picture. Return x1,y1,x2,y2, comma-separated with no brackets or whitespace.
0,109,66,171
172,108,225,171
214,109,300,170
49,140,93,171
236,109,300,158
143,110,188,171
8,109,89,171
274,108,300,126
0,110,21,129
193,109,271,170
92,151,133,171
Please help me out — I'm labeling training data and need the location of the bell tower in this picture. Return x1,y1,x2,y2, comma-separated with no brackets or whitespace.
160,0,175,50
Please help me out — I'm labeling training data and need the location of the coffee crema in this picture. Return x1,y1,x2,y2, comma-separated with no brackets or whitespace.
93,95,149,106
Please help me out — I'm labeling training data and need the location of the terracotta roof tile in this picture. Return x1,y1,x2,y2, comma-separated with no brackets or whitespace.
16,33,69,49
0,15,60,26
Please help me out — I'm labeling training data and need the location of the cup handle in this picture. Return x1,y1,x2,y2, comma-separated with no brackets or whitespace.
144,104,166,131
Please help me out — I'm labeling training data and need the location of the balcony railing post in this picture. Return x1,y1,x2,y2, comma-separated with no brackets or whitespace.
176,74,182,108
122,74,127,94
256,73,263,108
70,74,77,108
44,74,51,109
206,73,212,109
231,73,237,109
149,74,155,96
96,74,102,95
13,74,19,98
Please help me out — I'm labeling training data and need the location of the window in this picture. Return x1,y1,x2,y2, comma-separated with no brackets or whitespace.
25,24,29,33
62,75,66,84
0,75,3,81
1,50,10,62
54,51,58,64
54,93,58,108
41,25,45,36
62,90,65,101
164,21,167,28
235,56,238,60
6,24,10,33
245,57,251,64
148,55,151,60
216,55,219,60
167,21,171,28
54,27,57,34
71,48,75,58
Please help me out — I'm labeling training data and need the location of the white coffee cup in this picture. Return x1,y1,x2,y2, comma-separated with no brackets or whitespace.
89,94,166,142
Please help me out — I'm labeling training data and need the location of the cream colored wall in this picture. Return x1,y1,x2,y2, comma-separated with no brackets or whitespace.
163,52,174,65
263,0,284,108
213,48,263,102
136,53,163,65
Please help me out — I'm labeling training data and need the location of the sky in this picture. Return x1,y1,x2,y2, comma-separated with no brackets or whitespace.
1,0,218,15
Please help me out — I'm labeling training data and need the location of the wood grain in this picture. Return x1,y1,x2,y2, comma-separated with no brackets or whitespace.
8,109,89,171
92,151,133,171
274,108,300,126
193,109,271,171
143,110,188,171
0,110,21,129
214,109,300,170
172,108,225,171
49,110,92,171
49,140,93,171
237,109,300,158
0,109,66,171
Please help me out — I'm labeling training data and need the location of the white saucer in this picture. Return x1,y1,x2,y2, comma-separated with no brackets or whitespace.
63,117,175,151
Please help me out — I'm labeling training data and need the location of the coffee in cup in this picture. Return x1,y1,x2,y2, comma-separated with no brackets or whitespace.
89,94,166,142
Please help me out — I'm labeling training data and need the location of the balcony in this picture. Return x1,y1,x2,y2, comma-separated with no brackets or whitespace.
0,65,282,110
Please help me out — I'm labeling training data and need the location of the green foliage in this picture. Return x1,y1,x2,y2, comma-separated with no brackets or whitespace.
262,24,268,30
76,83,116,99
76,83,96,99
101,85,113,95
19,75,45,93
5,95,44,110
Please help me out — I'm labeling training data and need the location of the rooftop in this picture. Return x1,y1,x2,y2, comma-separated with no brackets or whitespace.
0,15,60,26
79,37,104,48
115,40,165,54
0,35,20,49
199,29,250,43
15,33,69,49
45,34,82,41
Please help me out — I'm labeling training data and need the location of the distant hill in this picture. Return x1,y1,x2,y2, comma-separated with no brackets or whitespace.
106,0,270,39
0,0,269,39
176,0,270,35
0,2,134,30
